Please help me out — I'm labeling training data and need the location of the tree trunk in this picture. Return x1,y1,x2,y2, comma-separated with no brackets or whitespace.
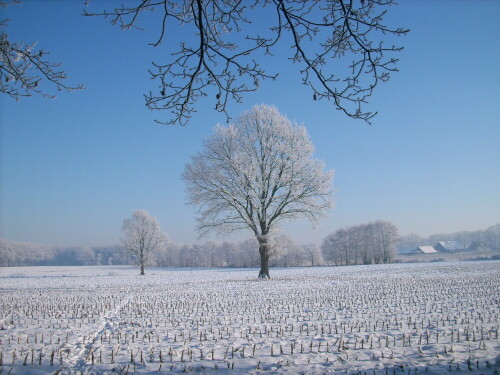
259,252,270,279
139,245,146,275
258,239,270,279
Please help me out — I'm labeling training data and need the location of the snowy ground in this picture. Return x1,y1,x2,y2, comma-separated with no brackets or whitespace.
0,262,499,374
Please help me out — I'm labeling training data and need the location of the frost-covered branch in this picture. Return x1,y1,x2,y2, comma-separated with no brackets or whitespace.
85,0,408,125
0,1,84,100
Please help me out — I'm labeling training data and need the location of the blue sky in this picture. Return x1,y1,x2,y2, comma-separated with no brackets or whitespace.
1,0,499,247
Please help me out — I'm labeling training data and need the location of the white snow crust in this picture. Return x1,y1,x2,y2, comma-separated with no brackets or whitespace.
0,262,499,374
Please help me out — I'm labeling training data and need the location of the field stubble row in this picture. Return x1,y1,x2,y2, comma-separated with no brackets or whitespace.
0,262,499,374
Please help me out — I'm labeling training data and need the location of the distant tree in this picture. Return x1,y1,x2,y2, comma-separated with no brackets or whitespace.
0,238,55,266
155,241,180,267
302,244,322,267
373,220,399,263
396,233,427,252
178,244,193,267
357,224,372,264
321,220,399,266
217,241,236,267
75,247,95,265
95,245,130,265
183,104,334,278
237,238,260,268
267,232,294,267
0,1,84,100
86,0,408,125
190,243,207,267
289,245,308,267
484,224,500,250
347,225,363,264
275,236,296,267
321,227,349,266
203,241,219,268
121,210,168,275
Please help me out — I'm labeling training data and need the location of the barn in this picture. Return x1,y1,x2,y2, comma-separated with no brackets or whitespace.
435,241,465,252
415,246,438,254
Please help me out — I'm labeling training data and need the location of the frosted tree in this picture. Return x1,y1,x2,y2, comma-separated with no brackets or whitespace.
321,227,348,265
374,220,399,263
203,240,219,267
302,244,322,267
484,224,500,250
121,210,168,275
321,220,399,266
183,104,334,278
85,0,408,125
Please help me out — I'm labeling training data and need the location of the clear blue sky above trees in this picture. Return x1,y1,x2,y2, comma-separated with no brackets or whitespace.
1,0,499,247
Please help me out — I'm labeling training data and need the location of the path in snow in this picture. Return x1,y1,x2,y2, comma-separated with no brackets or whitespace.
64,288,135,372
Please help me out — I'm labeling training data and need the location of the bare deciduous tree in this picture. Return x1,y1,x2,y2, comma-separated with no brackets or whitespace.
85,0,408,126
183,104,334,278
302,244,322,267
0,1,84,100
121,210,168,275
321,220,399,266
374,220,399,263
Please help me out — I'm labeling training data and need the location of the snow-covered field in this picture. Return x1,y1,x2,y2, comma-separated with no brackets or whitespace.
0,262,499,374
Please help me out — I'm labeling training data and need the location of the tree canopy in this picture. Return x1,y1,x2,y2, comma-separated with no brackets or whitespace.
183,104,334,277
121,210,168,275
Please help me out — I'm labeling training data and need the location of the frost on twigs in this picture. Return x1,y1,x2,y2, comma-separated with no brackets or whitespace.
85,0,408,125
121,210,168,276
183,104,334,277
0,2,84,100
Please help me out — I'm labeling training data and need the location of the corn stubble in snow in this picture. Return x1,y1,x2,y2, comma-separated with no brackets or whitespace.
0,261,499,374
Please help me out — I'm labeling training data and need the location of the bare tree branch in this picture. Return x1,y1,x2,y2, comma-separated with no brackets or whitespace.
85,0,408,126
0,1,84,100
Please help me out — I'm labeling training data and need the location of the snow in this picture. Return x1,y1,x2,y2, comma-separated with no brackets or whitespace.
0,262,499,374
417,246,438,254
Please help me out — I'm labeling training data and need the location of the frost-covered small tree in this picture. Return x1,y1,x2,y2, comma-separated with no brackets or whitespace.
121,210,168,275
183,104,334,278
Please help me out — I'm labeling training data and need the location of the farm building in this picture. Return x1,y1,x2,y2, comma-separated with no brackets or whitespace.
435,241,465,252
415,246,438,254
400,246,438,255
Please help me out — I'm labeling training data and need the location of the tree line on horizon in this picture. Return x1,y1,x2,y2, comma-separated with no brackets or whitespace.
397,223,500,253
2,222,498,268
0,235,320,268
